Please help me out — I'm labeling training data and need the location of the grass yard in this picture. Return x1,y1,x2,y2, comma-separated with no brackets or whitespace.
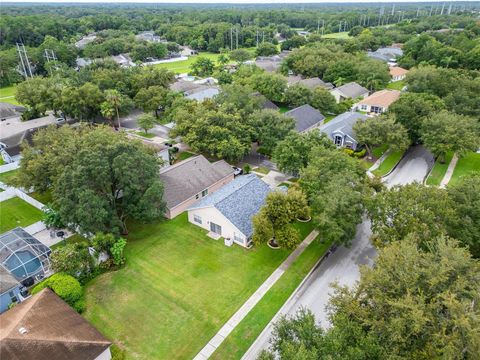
134,131,155,139
0,196,44,233
372,149,404,177
372,144,389,159
278,105,290,113
83,213,292,360
277,182,290,188
153,52,224,74
0,85,21,105
322,31,351,39
426,151,454,186
254,167,270,175
176,151,196,162
387,80,405,91
211,236,332,359
448,152,480,187
29,190,54,205
0,169,19,186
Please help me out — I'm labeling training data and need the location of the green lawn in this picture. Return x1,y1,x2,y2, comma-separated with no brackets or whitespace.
254,167,270,175
322,31,351,39
211,236,332,359
277,182,290,188
426,151,454,186
448,152,480,187
0,196,44,232
134,131,155,139
387,80,405,91
29,190,54,205
51,233,89,250
83,213,292,360
153,52,224,74
372,149,404,177
372,144,389,159
0,169,19,185
0,85,21,105
278,105,290,113
176,151,196,162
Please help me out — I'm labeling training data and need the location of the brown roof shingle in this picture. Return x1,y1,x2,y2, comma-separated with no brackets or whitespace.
389,66,409,77
0,288,111,360
358,90,401,108
159,155,234,209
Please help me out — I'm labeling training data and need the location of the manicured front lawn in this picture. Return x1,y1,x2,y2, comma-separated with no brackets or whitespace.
372,149,404,177
153,52,224,74
322,31,351,39
176,151,196,162
0,196,44,232
323,115,336,124
0,169,18,185
134,131,155,139
0,85,21,105
426,151,454,186
29,190,54,205
211,236,332,360
254,167,270,175
278,104,290,113
83,213,291,359
387,80,405,91
448,152,480,187
372,144,389,159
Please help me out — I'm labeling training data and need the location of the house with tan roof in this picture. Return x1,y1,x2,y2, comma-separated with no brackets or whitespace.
159,155,234,218
389,66,409,82
355,90,401,114
0,288,112,360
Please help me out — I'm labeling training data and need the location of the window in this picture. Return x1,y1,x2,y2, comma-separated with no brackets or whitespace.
202,189,208,197
361,105,368,111
371,106,382,114
334,135,343,146
233,233,244,244
193,214,202,224
196,194,199,199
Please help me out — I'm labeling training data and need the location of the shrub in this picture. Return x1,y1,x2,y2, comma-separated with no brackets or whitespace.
243,164,251,174
257,147,271,157
50,243,94,279
92,233,117,253
31,273,83,309
42,206,65,229
110,238,127,266
343,148,354,156
111,345,126,360
353,149,367,158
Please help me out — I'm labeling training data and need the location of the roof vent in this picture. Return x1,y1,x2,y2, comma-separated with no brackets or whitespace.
18,327,28,335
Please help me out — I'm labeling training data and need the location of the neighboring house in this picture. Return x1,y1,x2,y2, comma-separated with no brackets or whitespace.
135,31,165,43
320,112,367,150
287,76,334,90
75,57,93,69
255,59,281,73
0,288,112,360
330,82,369,103
0,267,24,314
389,66,409,82
179,46,197,57
74,34,97,49
185,87,220,102
355,90,401,114
367,47,404,63
252,92,279,111
285,104,326,133
0,103,25,121
110,54,135,67
169,80,206,94
193,77,218,85
159,155,234,219
187,174,270,247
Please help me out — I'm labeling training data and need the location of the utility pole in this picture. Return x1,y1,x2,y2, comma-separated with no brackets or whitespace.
322,20,325,35
230,28,233,50
391,4,395,16
317,18,320,34
416,7,420,17
235,27,238,49
429,5,434,16
440,3,445,15
16,43,33,79
448,3,452,15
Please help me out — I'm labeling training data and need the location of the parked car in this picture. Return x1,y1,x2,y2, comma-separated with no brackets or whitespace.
232,166,243,177
56,117,66,125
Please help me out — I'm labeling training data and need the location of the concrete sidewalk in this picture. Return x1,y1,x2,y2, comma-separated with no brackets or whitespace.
193,229,319,360
439,153,458,188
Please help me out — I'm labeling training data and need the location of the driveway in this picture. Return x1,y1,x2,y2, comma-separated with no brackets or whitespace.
242,145,433,359
383,145,434,188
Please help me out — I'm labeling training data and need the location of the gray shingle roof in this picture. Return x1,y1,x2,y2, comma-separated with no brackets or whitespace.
0,267,19,295
285,104,325,133
289,77,334,90
188,174,270,237
320,112,367,142
185,87,220,101
159,155,234,209
334,82,369,99
367,47,404,62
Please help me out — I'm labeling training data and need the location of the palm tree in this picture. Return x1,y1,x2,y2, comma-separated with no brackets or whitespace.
104,89,123,130
100,102,115,128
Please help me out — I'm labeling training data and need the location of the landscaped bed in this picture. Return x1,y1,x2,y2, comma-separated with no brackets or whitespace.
372,149,404,177
426,151,454,186
448,152,480,187
0,196,44,233
83,213,293,359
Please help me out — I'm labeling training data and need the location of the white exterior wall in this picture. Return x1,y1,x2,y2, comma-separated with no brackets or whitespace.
95,347,112,360
330,89,369,104
391,74,406,82
187,207,248,247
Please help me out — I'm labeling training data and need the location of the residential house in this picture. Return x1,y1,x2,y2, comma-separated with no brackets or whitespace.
0,267,24,314
367,47,404,63
252,92,279,111
74,34,97,49
179,46,197,57
159,155,234,219
320,112,367,150
287,76,334,90
0,103,25,122
330,82,369,103
170,80,220,102
135,31,165,43
389,66,409,82
0,288,112,360
355,90,401,114
185,87,220,102
285,104,325,133
254,52,289,73
110,54,135,67
187,174,270,247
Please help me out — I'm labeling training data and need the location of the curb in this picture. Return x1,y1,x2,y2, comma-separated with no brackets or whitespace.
379,149,408,179
241,239,334,360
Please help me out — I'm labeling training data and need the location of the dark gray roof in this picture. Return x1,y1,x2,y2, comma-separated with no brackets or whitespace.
159,155,234,209
0,267,19,295
285,104,325,133
252,92,279,111
185,87,220,102
288,77,334,90
0,103,25,120
367,47,403,62
333,82,369,99
320,112,367,142
188,174,270,237
255,60,281,73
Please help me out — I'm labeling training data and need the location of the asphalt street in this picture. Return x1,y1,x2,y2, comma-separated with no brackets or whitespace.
242,145,435,360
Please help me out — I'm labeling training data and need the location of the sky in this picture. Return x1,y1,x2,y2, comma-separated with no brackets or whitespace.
7,0,478,3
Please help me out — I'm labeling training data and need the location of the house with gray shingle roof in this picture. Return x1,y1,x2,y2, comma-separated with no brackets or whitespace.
320,112,367,151
330,82,369,103
159,155,234,218
285,104,325,133
187,174,271,247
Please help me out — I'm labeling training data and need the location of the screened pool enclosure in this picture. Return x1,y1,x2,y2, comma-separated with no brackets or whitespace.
0,228,52,281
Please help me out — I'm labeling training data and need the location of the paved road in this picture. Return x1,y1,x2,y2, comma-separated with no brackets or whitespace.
242,145,434,359
383,145,434,188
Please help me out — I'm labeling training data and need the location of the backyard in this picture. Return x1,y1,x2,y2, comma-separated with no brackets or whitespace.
83,213,304,359
448,152,480,186
0,85,20,105
0,169,19,185
0,196,44,233
153,52,225,74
